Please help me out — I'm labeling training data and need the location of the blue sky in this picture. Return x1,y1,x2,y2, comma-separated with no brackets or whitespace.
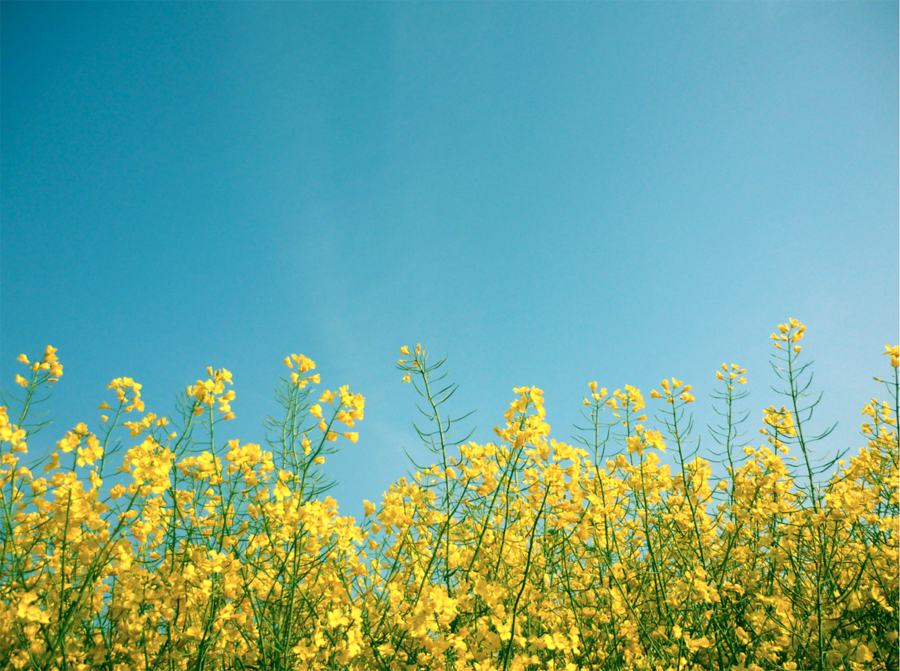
2,2,897,519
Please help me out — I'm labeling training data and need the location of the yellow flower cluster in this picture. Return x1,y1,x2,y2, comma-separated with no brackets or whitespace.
0,325,897,671
187,368,235,419
13,346,63,389
771,318,807,354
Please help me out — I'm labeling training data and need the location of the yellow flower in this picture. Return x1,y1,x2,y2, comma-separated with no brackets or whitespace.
292,354,315,373
344,432,358,443
76,435,103,467
17,354,29,365
399,345,410,355
14,374,28,388
16,592,49,624
274,480,291,501
626,436,643,455
645,429,666,452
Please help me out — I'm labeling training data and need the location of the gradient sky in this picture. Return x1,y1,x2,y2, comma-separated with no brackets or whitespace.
2,2,897,519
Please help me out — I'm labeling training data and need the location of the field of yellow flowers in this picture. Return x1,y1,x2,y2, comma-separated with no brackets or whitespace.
1,320,897,671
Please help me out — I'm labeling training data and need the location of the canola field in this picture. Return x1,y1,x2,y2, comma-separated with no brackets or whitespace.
1,320,897,671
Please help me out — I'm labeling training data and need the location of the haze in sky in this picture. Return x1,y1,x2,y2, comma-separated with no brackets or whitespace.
2,2,897,518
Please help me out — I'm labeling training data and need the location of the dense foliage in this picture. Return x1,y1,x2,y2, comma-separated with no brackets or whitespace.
1,321,897,670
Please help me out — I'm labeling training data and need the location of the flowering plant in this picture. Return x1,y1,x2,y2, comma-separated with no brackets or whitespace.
0,323,897,670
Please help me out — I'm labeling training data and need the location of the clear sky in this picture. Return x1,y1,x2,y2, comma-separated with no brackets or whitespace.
2,2,897,519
